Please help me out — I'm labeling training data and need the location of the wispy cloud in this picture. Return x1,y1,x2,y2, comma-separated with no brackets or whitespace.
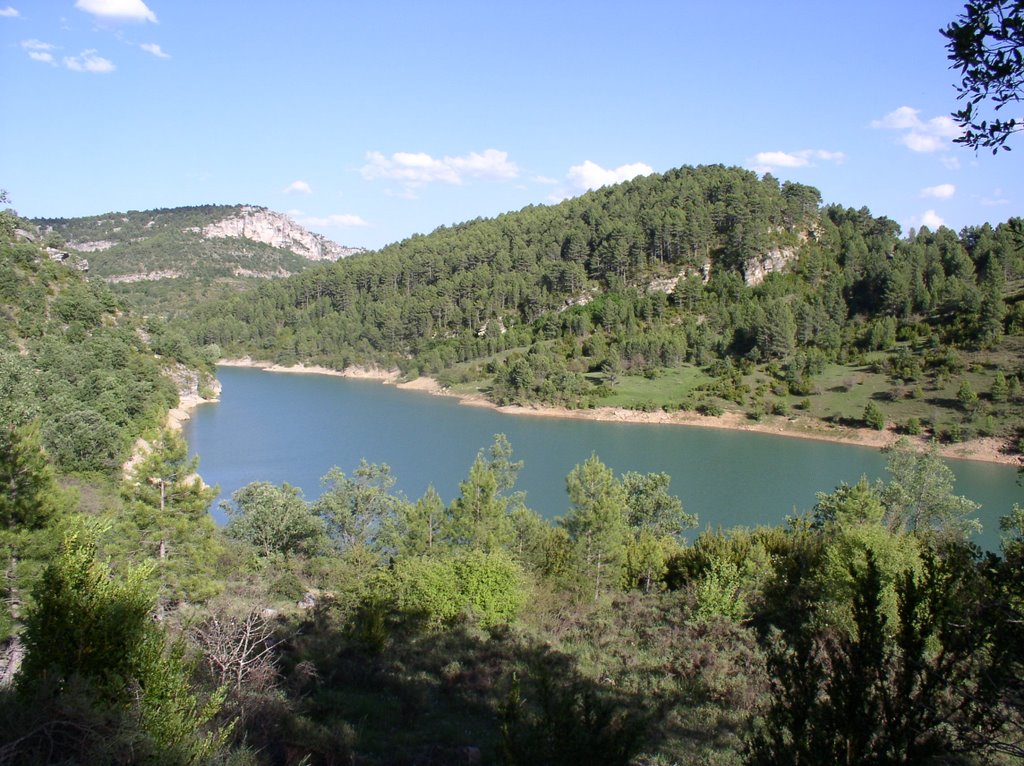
871,106,961,153
747,149,845,173
980,189,1010,206
22,39,57,64
139,42,169,58
921,183,955,199
64,49,115,73
75,0,157,23
284,180,313,195
0,6,20,17
360,149,519,192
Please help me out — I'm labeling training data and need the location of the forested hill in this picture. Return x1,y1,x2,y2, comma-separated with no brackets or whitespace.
177,163,1024,452
1,210,215,476
33,204,365,315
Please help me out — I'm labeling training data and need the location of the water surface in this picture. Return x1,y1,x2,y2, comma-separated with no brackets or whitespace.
183,366,1021,550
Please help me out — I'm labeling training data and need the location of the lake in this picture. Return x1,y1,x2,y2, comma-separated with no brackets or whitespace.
183,366,1021,550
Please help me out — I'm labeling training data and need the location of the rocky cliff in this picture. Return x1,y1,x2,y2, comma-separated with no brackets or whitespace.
198,206,362,262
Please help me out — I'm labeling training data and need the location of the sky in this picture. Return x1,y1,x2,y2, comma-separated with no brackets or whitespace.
1,0,1021,250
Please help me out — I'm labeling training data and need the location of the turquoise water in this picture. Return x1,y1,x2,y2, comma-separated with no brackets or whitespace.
183,366,1022,550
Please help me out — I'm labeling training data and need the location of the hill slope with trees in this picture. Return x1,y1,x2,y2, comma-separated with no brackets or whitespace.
3,184,1024,763
33,204,364,316
175,164,1024,457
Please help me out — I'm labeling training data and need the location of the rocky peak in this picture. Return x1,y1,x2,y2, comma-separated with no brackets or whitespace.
201,206,364,262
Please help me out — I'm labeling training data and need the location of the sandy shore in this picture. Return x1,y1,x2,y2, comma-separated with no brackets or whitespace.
122,383,221,477
211,358,1020,467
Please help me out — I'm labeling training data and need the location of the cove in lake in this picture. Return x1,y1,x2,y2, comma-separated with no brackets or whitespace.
184,366,1021,550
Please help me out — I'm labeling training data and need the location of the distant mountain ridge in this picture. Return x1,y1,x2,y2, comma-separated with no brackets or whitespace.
33,204,366,313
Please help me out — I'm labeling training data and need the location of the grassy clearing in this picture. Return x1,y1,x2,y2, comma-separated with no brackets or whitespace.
599,366,713,409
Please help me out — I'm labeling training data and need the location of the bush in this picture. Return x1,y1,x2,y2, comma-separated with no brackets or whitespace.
902,417,922,436
385,549,527,629
863,402,885,431
697,402,724,417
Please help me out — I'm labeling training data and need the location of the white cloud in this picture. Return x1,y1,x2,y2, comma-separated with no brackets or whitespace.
908,210,945,231
871,106,961,153
139,42,169,58
360,148,519,189
75,0,156,22
283,180,312,195
543,160,655,203
0,6,20,17
23,40,57,64
921,183,956,199
297,213,369,229
748,148,845,173
64,49,115,72
567,160,653,191
870,106,921,131
448,149,519,180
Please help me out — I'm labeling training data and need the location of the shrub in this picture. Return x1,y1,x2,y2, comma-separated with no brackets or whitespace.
902,417,922,436
863,402,885,431
385,549,527,628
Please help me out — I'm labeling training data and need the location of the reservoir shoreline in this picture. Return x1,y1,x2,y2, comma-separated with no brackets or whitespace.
212,358,1020,468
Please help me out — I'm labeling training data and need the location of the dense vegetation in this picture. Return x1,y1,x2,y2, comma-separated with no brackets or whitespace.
173,165,1024,452
2,189,1024,763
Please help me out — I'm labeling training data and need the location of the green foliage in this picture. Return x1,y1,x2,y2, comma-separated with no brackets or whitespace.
16,528,227,762
223,481,326,559
0,421,61,531
880,439,981,539
943,0,1024,153
44,409,123,473
862,400,886,430
384,548,527,628
694,554,749,622
0,242,183,476
315,459,401,557
958,377,980,413
562,455,629,599
747,546,1006,764
120,430,223,604
499,653,648,766
389,484,445,558
444,435,523,551
621,470,696,538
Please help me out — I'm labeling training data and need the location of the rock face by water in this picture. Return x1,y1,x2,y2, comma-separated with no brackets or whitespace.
201,206,362,262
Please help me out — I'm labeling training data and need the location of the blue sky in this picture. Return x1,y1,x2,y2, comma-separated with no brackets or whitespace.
2,0,1020,250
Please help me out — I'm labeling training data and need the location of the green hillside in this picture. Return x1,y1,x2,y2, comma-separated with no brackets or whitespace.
3,171,1023,764
176,164,1024,453
34,204,362,315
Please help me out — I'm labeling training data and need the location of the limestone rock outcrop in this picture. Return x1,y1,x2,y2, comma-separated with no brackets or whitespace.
201,206,363,262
